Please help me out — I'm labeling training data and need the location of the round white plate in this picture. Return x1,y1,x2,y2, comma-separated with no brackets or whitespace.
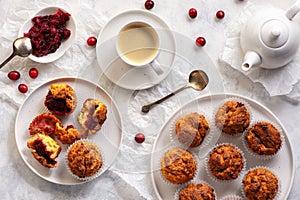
151,93,295,199
96,10,176,90
15,77,122,185
18,6,76,63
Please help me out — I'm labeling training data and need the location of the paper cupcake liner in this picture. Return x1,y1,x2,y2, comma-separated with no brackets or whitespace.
213,97,253,137
220,194,243,200
169,109,214,153
65,139,105,182
174,180,217,200
242,120,285,160
241,166,282,200
205,143,246,184
158,146,200,187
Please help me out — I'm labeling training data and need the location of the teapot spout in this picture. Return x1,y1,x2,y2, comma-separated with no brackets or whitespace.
286,0,300,20
242,51,262,71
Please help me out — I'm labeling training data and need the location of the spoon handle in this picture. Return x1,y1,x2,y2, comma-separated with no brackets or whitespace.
0,52,16,69
141,85,188,113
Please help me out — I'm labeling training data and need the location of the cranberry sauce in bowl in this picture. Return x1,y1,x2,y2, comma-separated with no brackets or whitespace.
19,6,76,63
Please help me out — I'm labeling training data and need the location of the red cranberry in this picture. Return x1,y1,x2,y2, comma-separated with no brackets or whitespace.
29,68,39,79
216,10,225,19
8,71,20,80
144,0,154,10
87,36,97,46
18,84,28,93
188,8,197,19
196,37,206,46
135,133,145,143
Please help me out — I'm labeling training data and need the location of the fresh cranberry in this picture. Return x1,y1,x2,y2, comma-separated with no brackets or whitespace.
87,36,97,46
135,133,145,143
196,37,206,46
188,8,197,18
18,84,28,93
8,71,20,80
144,0,154,10
29,68,39,79
216,10,225,19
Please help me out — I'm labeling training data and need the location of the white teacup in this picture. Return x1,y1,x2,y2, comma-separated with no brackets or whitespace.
116,21,163,75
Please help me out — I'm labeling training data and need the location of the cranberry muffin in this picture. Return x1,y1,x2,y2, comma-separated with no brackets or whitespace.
179,183,216,200
67,140,103,179
215,101,250,135
161,148,197,184
243,168,279,200
245,122,282,156
44,83,77,116
78,98,107,134
175,112,210,148
29,113,62,136
208,144,244,180
27,133,61,168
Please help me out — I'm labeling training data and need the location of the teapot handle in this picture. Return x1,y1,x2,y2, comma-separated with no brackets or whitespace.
286,0,300,20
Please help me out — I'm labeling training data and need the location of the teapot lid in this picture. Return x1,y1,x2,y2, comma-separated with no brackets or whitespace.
260,19,289,48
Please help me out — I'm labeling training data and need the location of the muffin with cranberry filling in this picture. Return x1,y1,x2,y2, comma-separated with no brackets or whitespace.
179,183,216,200
27,133,61,168
29,113,62,136
78,98,107,134
44,83,77,116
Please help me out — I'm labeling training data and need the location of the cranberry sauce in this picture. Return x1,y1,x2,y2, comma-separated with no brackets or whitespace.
33,138,56,165
24,9,71,57
44,92,71,115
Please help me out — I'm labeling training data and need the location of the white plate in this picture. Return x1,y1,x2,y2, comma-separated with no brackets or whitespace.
19,6,76,63
15,77,122,185
96,10,176,90
151,93,295,199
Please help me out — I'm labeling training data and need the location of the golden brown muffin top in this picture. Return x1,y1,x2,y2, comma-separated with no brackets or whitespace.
215,101,250,135
161,148,197,184
175,112,210,148
27,133,61,168
68,141,102,178
209,144,244,180
179,183,216,200
245,122,282,155
243,168,278,200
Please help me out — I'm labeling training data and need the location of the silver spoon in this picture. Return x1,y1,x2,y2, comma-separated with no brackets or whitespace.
141,70,209,113
0,37,32,69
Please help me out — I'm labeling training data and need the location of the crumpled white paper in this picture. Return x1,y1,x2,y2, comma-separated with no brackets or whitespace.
219,2,300,101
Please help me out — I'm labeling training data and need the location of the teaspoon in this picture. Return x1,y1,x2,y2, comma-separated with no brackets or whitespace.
141,70,209,113
0,37,32,69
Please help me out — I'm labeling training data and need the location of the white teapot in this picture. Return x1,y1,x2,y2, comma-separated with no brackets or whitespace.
240,1,300,71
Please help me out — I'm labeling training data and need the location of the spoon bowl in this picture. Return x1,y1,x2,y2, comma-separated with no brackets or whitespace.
141,70,209,113
0,37,32,69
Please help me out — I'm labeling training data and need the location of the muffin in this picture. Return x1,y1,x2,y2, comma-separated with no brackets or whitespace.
44,83,77,116
243,168,279,200
215,101,250,135
29,113,62,136
161,148,197,184
245,122,282,156
67,140,103,179
175,112,210,148
78,98,107,134
208,144,244,181
27,133,62,168
220,195,242,200
55,123,87,144
179,183,216,200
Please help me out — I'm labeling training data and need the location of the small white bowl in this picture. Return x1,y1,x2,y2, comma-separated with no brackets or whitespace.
18,6,76,63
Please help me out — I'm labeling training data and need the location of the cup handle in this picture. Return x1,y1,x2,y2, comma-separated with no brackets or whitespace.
149,59,164,75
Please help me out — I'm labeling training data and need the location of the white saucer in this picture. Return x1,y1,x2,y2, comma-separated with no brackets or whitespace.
96,10,176,90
